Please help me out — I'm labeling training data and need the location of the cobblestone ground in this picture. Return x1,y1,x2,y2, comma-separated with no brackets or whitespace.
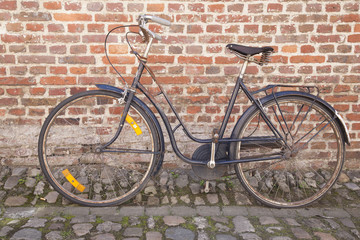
0,166,359,240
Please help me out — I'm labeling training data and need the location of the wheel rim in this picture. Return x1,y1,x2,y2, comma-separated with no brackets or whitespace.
235,97,344,207
41,93,155,205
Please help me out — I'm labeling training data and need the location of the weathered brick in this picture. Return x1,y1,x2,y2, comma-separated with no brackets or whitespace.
0,1,17,10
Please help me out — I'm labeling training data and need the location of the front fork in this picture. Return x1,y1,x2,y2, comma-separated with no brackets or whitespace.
100,38,154,150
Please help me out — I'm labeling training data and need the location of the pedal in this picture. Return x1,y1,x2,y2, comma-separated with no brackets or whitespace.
204,181,210,193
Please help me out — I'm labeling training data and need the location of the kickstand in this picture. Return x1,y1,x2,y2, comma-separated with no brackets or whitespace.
204,181,210,193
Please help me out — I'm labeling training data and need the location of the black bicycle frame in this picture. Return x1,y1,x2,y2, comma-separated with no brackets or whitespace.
104,59,286,166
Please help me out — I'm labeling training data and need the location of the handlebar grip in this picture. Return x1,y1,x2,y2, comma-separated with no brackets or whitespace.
150,16,171,27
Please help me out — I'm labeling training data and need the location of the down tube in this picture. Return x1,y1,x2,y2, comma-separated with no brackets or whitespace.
137,84,208,166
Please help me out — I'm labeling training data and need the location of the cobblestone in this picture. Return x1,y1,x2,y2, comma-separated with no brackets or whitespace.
0,168,358,240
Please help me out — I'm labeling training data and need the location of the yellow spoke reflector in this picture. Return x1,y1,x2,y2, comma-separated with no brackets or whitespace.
62,169,85,192
125,114,142,135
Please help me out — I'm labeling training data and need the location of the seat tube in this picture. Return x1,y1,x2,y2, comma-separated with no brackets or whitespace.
239,59,249,80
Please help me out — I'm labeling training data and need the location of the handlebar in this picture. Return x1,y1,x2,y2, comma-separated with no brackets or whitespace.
138,14,171,41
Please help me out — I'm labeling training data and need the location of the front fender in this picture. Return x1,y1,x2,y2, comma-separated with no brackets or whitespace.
96,84,165,176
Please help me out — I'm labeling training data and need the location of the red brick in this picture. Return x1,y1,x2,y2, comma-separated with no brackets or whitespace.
102,56,134,65
290,55,325,63
49,88,66,96
326,3,340,12
344,3,359,12
187,86,203,94
1,34,40,43
43,1,61,10
23,44,44,53
185,66,204,75
168,3,184,12
207,25,222,33
148,55,174,64
70,45,86,54
334,85,351,93
30,87,46,95
248,4,262,13
156,76,190,84
244,25,258,34
186,46,202,54
64,2,81,11
18,56,55,64
189,3,204,12
6,23,23,32
50,66,67,74
0,98,17,106
10,66,27,75
95,14,132,22
330,14,360,23
29,108,45,116
336,24,351,32
41,76,76,85
30,67,46,75
317,24,333,33
9,108,25,116
26,23,44,32
88,24,104,33
187,25,203,34
348,34,360,42
0,1,16,10
7,88,23,95
325,95,358,103
43,35,80,43
0,55,15,64
87,2,103,11
268,3,283,12
286,4,302,12
208,4,224,13
178,56,212,64
128,3,143,12
48,24,64,32
21,1,38,10
147,3,164,12
301,45,315,53
61,56,95,64
187,106,201,114
216,15,251,23
106,3,123,12
70,67,87,75
54,13,91,21
306,3,322,12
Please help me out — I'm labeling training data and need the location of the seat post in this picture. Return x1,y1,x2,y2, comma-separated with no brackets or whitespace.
239,59,249,80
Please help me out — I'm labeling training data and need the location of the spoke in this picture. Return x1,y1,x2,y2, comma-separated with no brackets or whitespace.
293,101,315,138
275,102,293,140
289,104,304,133
293,118,332,153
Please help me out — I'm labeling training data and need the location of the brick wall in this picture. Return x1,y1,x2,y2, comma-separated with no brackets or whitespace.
0,1,359,169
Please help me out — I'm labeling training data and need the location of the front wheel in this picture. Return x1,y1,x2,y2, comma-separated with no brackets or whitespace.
38,90,159,207
231,94,345,208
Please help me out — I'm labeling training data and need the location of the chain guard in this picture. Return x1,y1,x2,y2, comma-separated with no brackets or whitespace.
191,144,229,180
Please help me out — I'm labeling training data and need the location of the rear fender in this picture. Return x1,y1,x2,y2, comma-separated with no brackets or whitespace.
231,91,350,146
96,84,165,176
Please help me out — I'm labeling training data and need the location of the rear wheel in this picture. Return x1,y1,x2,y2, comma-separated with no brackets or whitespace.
231,94,345,208
38,90,159,206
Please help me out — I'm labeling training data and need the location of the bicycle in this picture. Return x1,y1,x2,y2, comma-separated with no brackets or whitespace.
38,14,351,208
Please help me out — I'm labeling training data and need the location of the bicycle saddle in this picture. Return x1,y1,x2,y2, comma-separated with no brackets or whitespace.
227,44,274,56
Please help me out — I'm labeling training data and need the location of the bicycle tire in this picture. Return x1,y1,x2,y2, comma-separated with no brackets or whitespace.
230,94,345,208
38,90,159,207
